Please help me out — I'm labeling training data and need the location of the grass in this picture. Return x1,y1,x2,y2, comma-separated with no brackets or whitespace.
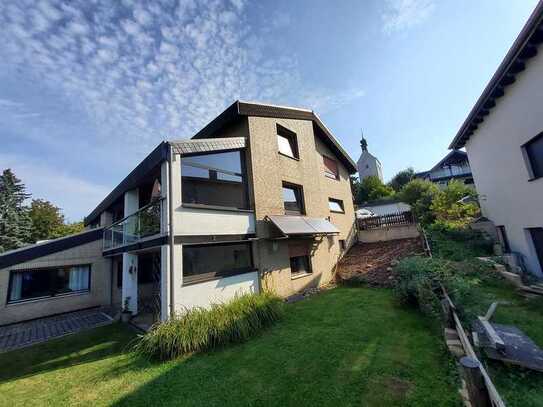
0,287,459,406
460,278,543,407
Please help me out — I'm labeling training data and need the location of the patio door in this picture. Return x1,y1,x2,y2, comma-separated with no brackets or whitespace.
137,251,161,321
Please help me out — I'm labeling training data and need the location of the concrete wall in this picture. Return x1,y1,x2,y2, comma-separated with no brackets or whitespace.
174,271,259,311
465,49,543,276
357,151,383,182
358,224,420,243
0,239,110,326
247,116,357,297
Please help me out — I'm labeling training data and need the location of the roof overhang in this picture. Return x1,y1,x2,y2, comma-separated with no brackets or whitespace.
170,137,246,156
192,101,357,174
267,215,339,238
449,1,543,149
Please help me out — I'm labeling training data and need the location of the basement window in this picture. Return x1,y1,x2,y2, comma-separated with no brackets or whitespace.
289,242,312,278
522,132,543,180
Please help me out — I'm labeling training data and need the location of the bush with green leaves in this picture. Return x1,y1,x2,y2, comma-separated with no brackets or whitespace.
398,178,439,225
393,256,499,320
132,292,284,361
430,180,480,228
425,223,493,261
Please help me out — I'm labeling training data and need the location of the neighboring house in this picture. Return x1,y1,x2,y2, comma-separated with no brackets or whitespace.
449,1,543,277
415,150,474,188
0,101,357,326
356,136,383,182
356,199,411,218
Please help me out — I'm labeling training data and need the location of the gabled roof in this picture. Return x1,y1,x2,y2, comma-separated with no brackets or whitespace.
450,1,543,149
192,100,357,173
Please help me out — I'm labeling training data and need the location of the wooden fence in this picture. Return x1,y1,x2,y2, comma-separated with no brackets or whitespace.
358,211,414,230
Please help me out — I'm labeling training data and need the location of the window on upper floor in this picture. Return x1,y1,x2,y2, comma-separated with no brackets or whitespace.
277,124,299,159
323,156,339,180
328,198,344,213
181,150,249,210
522,133,543,180
282,182,305,215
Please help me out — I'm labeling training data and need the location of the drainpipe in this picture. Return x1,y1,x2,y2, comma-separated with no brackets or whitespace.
168,145,175,318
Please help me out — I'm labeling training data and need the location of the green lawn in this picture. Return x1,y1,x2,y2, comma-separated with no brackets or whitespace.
0,287,459,407
461,279,543,407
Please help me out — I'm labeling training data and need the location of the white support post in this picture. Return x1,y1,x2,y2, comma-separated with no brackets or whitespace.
160,244,170,321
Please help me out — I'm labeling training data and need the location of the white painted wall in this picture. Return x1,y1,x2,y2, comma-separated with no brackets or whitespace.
174,271,259,311
122,252,138,314
465,49,543,276
357,151,383,182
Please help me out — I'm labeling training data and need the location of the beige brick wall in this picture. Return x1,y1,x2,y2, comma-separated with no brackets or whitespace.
0,239,111,325
246,116,356,297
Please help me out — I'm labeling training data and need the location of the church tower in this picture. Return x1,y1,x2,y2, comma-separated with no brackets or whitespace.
356,135,383,182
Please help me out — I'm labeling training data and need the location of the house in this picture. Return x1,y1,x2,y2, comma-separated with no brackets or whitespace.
449,1,543,277
415,150,474,188
0,101,357,326
355,199,411,219
356,136,383,182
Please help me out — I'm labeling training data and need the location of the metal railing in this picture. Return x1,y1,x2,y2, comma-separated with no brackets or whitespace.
103,199,162,250
358,211,415,230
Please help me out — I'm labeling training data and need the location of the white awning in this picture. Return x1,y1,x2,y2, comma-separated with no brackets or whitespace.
268,215,339,237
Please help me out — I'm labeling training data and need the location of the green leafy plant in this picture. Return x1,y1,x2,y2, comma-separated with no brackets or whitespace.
398,178,439,225
132,292,284,361
356,175,395,204
430,180,480,228
426,223,493,261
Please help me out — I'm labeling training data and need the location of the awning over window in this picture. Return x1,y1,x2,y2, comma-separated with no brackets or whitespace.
267,215,339,237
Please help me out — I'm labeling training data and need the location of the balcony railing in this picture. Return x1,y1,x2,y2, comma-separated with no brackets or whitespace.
103,199,163,250
430,165,471,180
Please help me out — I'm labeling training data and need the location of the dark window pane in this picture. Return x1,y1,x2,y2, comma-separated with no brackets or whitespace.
526,134,543,178
530,228,543,273
181,150,248,209
290,255,311,275
283,183,303,214
55,266,90,293
183,243,253,283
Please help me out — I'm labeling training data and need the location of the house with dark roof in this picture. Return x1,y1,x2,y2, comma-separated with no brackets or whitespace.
0,101,357,327
415,150,474,188
449,1,543,277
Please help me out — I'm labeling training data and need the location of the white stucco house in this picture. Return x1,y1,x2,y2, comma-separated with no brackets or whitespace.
449,1,543,277
356,136,383,182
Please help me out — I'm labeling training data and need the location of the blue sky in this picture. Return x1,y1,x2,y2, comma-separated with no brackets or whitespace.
0,0,538,220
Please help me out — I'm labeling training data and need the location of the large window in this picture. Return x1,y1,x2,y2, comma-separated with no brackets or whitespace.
289,243,312,277
277,125,299,159
323,156,339,179
529,228,543,273
182,242,254,284
8,265,91,304
282,182,305,215
522,133,543,180
181,150,249,209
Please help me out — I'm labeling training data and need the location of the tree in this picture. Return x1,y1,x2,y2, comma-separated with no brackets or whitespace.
356,175,395,204
388,167,415,192
59,221,85,236
0,169,32,252
399,178,439,224
430,180,480,228
29,199,66,242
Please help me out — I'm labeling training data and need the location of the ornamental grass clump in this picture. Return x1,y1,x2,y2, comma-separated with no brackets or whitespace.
132,292,284,361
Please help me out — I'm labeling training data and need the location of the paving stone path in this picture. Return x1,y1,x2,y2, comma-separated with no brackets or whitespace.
0,308,113,353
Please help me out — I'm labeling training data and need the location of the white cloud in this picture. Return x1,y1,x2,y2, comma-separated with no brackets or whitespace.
382,0,435,34
0,153,110,221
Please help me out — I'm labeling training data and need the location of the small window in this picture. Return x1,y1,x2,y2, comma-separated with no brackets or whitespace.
522,133,543,180
339,239,346,251
323,156,339,179
289,243,312,277
496,226,511,253
182,242,254,285
116,259,123,288
328,198,344,213
282,182,305,215
277,125,299,159
8,265,91,304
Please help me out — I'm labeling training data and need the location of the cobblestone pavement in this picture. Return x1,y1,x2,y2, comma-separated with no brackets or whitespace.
0,308,113,353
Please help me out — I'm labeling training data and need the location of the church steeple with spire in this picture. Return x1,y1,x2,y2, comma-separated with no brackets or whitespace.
356,133,383,182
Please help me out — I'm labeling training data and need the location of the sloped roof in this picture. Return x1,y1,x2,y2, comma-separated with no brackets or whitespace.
450,1,543,149
192,101,357,173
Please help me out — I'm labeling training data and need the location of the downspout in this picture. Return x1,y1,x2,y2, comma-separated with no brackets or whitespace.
168,145,175,318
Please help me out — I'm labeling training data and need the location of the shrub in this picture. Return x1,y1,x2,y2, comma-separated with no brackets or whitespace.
398,179,439,225
430,180,480,228
425,223,493,261
132,292,284,361
393,256,500,320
